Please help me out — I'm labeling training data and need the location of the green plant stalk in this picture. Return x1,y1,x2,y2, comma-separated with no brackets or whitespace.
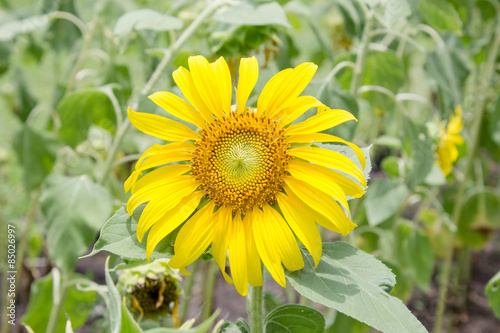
45,268,66,333
201,260,218,321
350,12,374,96
65,19,97,95
180,259,200,322
432,10,500,331
247,284,264,333
98,0,229,185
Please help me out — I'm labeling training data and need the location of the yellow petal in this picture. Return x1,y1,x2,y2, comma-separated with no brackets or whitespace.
211,57,232,114
133,165,192,197
448,105,463,135
259,63,318,117
262,205,304,272
229,213,249,296
135,142,194,168
286,109,357,136
243,211,263,286
288,147,367,187
138,189,202,243
286,133,366,169
251,207,286,287
168,202,217,269
172,66,214,123
288,160,365,198
277,96,324,126
211,207,234,284
145,191,204,257
130,163,191,194
126,176,200,215
284,178,356,236
237,57,259,112
188,56,224,118
256,68,293,115
148,91,207,130
125,143,193,193
128,107,201,141
276,192,322,267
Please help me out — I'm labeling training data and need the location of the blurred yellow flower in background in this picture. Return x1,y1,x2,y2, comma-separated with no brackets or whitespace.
125,55,366,295
437,106,464,176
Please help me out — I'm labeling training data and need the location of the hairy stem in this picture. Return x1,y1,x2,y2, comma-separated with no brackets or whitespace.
247,284,264,333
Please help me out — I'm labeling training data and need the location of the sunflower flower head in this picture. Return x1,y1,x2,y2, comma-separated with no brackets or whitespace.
436,105,464,176
125,55,367,296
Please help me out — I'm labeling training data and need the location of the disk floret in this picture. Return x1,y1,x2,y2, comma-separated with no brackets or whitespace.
191,110,289,212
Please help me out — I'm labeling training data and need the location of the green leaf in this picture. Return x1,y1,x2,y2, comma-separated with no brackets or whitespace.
21,273,96,332
419,0,462,34
22,324,36,333
380,0,416,27
365,179,408,226
488,98,500,147
337,51,405,111
44,0,82,52
13,124,60,191
65,314,74,333
286,242,427,333
326,312,370,333
114,9,183,36
57,89,116,148
0,41,10,75
485,270,500,319
403,117,434,189
215,2,291,28
40,175,113,272
425,35,470,113
381,156,400,178
144,309,220,333
12,69,37,122
85,205,176,261
265,304,325,333
121,298,143,333
395,222,434,292
264,292,284,315
334,0,365,36
235,319,250,333
457,188,500,248
106,256,123,333
219,321,244,333
0,15,50,42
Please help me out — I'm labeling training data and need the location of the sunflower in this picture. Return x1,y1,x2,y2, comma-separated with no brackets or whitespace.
125,55,367,296
436,106,464,176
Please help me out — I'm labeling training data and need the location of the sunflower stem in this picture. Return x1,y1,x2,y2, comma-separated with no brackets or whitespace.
201,260,218,321
97,0,231,185
432,7,500,332
247,284,264,333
